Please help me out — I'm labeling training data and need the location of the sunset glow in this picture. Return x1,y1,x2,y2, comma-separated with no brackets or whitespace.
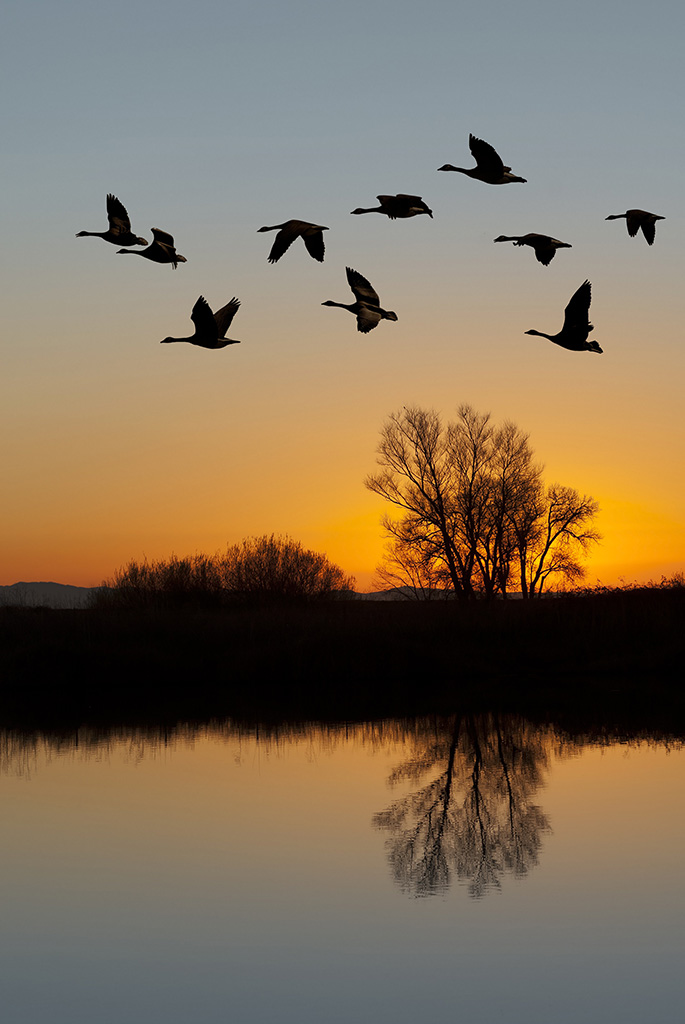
2,0,683,591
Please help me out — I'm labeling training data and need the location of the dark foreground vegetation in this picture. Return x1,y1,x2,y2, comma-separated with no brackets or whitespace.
1,580,683,730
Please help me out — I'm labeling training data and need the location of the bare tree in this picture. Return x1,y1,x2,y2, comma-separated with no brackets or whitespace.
366,404,600,599
373,527,455,599
512,485,601,597
365,406,482,599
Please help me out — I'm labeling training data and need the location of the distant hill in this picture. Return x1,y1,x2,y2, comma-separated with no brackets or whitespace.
359,586,422,600
0,582,526,607
0,582,95,608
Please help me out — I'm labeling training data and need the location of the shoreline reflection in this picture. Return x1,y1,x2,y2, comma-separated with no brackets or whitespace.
2,712,682,905
374,714,560,898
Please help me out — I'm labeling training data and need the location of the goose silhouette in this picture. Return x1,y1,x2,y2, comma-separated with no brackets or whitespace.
494,233,572,266
438,134,526,184
525,281,602,353
76,194,147,247
258,220,328,263
605,209,664,246
117,228,186,269
351,194,433,219
161,296,241,349
322,267,398,333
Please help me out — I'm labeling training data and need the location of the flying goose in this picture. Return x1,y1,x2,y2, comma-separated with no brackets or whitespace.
438,134,526,184
494,233,572,266
161,296,241,349
117,228,186,268
257,220,328,263
322,268,398,333
76,193,148,247
351,194,433,219
525,280,602,353
605,209,664,245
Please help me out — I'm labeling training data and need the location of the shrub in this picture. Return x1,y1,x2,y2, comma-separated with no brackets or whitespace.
92,535,354,608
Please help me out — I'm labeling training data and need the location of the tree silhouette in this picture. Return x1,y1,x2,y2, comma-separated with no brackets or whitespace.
373,714,554,898
366,404,600,598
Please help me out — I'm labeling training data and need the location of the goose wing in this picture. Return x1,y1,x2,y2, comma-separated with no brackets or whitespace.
106,194,133,236
302,226,326,262
624,211,643,238
213,297,241,338
375,195,396,210
266,222,298,263
190,296,219,343
533,238,556,266
469,134,505,176
356,305,382,333
395,194,426,205
396,194,431,215
536,248,555,266
375,195,403,218
563,281,592,332
639,217,657,245
346,267,380,305
151,227,177,248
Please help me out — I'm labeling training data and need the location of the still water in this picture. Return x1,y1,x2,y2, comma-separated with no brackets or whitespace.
1,715,683,1024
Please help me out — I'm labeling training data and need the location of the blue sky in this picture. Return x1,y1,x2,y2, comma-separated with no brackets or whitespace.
2,0,684,587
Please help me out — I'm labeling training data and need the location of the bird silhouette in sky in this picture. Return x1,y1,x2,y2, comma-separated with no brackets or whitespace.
258,220,328,263
76,193,148,247
438,134,527,184
161,296,241,349
117,228,186,269
351,194,433,219
494,232,572,265
605,209,664,245
322,267,398,333
525,280,603,353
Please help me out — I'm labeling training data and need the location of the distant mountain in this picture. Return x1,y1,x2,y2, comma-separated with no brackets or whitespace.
358,586,462,600
2,582,515,607
0,582,96,608
358,586,418,601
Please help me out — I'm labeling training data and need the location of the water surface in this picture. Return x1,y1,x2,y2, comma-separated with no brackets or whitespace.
1,716,683,1023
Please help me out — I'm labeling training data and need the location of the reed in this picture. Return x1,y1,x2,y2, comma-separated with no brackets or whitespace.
0,579,683,728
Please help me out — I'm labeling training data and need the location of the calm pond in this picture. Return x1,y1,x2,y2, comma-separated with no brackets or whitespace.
1,714,683,1024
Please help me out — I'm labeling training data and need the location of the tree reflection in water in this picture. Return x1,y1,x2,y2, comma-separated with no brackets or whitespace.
373,714,555,898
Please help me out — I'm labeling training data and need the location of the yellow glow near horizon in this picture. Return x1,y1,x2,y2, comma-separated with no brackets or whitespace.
3,232,684,590
2,478,683,591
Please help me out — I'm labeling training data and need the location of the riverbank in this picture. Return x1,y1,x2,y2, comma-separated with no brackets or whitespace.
1,584,683,727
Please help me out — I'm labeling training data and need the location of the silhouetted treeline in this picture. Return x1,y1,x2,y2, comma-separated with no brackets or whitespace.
0,579,683,728
92,533,355,609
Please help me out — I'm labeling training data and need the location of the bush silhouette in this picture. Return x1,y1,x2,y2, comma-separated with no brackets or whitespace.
93,535,354,608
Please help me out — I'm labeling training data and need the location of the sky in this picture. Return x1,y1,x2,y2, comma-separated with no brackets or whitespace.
2,0,684,590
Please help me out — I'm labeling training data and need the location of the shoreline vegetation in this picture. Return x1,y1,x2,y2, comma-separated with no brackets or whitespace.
1,578,683,730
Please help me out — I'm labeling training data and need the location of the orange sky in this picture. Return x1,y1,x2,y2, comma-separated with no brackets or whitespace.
2,1,684,592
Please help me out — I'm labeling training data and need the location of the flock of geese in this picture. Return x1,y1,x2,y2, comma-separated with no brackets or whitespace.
76,133,664,354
